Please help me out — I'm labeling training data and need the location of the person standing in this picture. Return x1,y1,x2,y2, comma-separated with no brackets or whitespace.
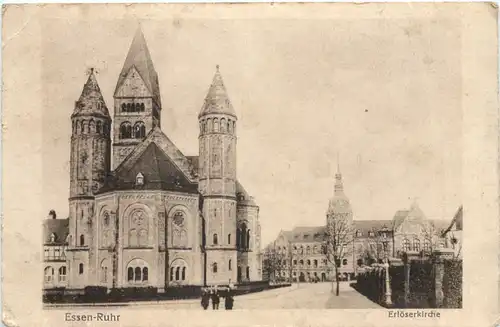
201,288,209,310
211,286,220,310
225,289,234,310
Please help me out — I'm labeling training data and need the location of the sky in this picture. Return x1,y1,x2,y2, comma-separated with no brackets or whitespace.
41,17,462,246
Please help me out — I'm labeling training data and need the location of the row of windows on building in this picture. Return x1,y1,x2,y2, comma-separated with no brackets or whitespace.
127,267,149,282
119,121,147,139
276,245,322,255
402,238,432,252
46,261,252,285
121,102,145,113
44,247,66,260
44,266,67,283
210,232,251,250
72,119,110,136
200,117,236,135
355,230,389,238
210,261,251,279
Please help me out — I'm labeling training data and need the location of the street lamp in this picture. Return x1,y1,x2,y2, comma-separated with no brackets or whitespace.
382,239,392,307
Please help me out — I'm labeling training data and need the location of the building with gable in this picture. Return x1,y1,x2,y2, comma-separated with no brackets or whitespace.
43,210,69,289
441,205,463,258
265,164,453,283
43,27,262,294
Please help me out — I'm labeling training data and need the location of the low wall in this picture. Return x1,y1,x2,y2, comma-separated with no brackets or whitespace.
43,282,292,304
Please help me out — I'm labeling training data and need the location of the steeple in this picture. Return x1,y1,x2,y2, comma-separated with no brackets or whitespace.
112,26,162,169
72,68,110,119
114,26,161,106
199,65,237,119
334,154,344,196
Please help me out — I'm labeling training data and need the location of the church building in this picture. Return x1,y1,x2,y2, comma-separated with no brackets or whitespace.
46,27,262,293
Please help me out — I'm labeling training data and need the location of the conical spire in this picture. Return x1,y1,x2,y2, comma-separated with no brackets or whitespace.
72,68,110,118
334,154,344,196
114,26,161,106
199,65,237,119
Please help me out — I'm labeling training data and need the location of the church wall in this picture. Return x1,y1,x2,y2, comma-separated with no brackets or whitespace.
67,250,90,289
206,250,237,285
169,250,204,286
164,193,202,287
237,204,262,281
92,191,203,289
120,249,158,288
116,192,159,288
203,198,238,285
95,249,113,288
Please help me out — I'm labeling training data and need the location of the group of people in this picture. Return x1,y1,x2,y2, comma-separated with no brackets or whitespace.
200,280,235,310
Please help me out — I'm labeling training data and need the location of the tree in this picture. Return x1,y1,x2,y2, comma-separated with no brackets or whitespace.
323,212,355,296
421,221,443,255
263,242,287,283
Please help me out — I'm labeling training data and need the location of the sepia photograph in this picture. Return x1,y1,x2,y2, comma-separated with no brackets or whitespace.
2,3,498,327
40,13,463,310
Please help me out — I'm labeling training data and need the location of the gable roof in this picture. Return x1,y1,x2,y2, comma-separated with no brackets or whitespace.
43,218,69,244
285,226,326,243
441,206,463,235
454,206,463,230
353,220,390,236
392,210,410,230
100,142,198,194
115,27,161,106
112,127,198,182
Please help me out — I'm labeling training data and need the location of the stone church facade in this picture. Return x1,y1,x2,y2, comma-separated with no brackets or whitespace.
47,28,262,293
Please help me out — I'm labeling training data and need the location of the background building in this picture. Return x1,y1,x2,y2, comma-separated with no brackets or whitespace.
264,165,452,282
43,27,262,294
43,211,69,290
441,205,463,258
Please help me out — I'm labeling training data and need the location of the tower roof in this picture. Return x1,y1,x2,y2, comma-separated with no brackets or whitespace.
327,156,352,215
72,69,110,119
114,26,161,106
199,65,237,119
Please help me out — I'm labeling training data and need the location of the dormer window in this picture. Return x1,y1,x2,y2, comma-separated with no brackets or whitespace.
50,233,56,243
135,172,144,186
369,231,375,237
356,230,362,237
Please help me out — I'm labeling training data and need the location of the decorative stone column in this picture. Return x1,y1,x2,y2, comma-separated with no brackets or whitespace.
383,258,392,307
402,251,420,308
432,248,454,308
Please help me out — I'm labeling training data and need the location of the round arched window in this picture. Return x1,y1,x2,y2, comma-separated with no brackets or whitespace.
173,212,185,227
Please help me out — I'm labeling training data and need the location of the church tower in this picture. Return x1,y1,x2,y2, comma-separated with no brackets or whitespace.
68,69,111,288
198,66,238,284
327,157,353,224
112,27,162,169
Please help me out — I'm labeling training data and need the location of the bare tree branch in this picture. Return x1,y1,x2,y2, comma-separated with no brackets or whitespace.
322,213,355,295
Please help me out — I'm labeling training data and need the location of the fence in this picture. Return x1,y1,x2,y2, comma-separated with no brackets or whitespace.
354,251,462,308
